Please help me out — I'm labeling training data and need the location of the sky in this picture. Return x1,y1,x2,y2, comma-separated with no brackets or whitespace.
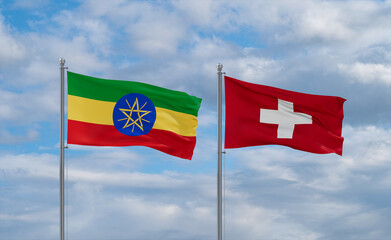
1,0,391,239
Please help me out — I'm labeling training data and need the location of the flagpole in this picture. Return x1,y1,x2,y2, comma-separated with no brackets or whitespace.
59,58,66,240
217,63,223,240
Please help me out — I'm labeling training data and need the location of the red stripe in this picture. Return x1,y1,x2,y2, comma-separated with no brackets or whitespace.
67,120,196,160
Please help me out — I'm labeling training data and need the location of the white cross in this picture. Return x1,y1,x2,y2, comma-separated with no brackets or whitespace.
260,99,312,139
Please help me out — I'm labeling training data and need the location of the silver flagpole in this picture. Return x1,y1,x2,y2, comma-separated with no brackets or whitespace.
59,58,66,240
217,63,223,240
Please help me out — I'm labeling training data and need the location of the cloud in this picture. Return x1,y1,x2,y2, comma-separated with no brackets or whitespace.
125,9,187,56
0,129,39,144
0,150,217,240
70,0,189,56
225,201,323,240
22,34,111,83
220,125,391,239
0,11,113,128
228,124,391,191
51,10,114,57
2,123,391,239
339,62,391,85
0,15,25,65
0,152,58,179
271,0,354,43
197,108,216,127
0,88,58,125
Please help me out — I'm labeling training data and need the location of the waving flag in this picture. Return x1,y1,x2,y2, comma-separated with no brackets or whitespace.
224,76,345,155
67,71,202,160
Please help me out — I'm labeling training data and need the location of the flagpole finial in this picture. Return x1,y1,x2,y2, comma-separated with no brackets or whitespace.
59,58,65,66
217,63,223,72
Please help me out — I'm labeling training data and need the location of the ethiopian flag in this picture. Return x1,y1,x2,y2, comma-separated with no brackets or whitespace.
67,71,202,160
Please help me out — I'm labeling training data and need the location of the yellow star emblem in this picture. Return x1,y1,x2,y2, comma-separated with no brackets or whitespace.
117,97,151,132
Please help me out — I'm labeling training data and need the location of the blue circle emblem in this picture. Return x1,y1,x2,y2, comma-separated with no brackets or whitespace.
112,93,156,136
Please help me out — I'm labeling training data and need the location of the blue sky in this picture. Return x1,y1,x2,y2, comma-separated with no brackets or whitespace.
1,0,391,239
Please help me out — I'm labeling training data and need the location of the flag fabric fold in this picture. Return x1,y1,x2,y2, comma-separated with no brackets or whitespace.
224,76,346,155
67,71,202,160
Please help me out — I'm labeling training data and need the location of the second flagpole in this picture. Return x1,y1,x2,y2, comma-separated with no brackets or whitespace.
217,63,223,240
59,58,66,240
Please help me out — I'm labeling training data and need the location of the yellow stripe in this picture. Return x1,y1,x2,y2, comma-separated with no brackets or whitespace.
68,95,198,136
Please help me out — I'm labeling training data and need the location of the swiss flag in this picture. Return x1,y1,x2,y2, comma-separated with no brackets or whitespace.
224,76,346,155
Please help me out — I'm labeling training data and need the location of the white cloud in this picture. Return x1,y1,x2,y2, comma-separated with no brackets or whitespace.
0,129,39,144
222,55,281,85
2,122,391,240
127,15,187,56
0,150,207,189
24,34,110,80
294,3,353,41
0,87,58,124
197,108,216,127
224,196,324,240
268,0,353,43
0,15,25,64
52,10,113,56
0,149,217,239
180,0,390,50
228,124,391,192
173,0,216,26
72,0,189,56
339,62,391,85
172,0,240,30
0,209,56,223
0,153,58,179
343,125,391,166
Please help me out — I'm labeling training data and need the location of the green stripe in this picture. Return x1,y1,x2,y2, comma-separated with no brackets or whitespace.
67,71,202,116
